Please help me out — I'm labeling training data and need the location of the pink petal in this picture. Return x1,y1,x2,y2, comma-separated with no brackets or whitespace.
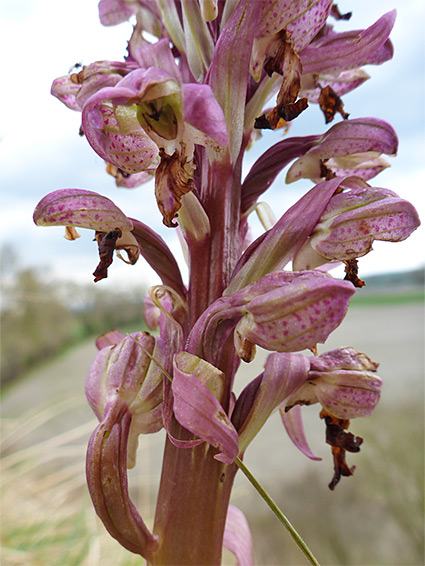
33,188,133,232
223,505,254,566
82,97,160,174
280,405,321,460
300,11,396,74
95,329,126,350
98,0,135,26
234,352,310,453
235,270,355,353
86,401,159,558
51,75,81,111
172,354,239,464
227,176,347,293
312,184,421,260
182,83,228,148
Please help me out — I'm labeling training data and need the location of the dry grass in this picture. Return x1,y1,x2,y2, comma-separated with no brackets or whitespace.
2,397,423,566
1,397,158,566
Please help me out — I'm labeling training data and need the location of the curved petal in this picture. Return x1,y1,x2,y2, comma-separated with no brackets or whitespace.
98,0,135,25
182,83,229,148
241,135,320,212
235,271,355,353
301,69,370,104
280,405,321,460
51,75,81,111
312,370,382,419
208,0,258,162
82,97,160,174
309,183,421,261
86,401,159,558
234,352,310,453
286,118,398,183
223,505,254,566
226,177,348,294
172,353,239,464
33,188,133,232
300,11,396,74
285,348,382,419
130,218,186,297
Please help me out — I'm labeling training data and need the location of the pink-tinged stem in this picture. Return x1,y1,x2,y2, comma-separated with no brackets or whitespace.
150,150,244,564
200,149,245,305
149,417,237,565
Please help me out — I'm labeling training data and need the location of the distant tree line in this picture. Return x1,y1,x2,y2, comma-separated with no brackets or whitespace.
1,247,148,388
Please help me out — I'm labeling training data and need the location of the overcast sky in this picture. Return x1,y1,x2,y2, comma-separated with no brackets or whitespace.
1,0,424,292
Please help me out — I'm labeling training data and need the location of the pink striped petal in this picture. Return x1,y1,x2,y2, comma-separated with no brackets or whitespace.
280,405,321,460
234,352,310,453
300,11,396,74
86,401,159,558
223,505,254,566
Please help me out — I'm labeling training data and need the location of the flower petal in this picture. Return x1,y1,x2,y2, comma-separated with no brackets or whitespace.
172,353,239,464
51,75,81,110
182,83,229,148
235,271,355,353
130,218,186,296
241,134,320,212
181,0,215,82
233,352,310,453
98,0,135,25
286,118,398,183
313,370,382,419
223,505,254,566
208,0,259,162
301,69,370,104
280,405,321,460
82,95,160,174
86,401,159,558
308,182,421,261
300,11,396,74
227,177,349,294
33,188,133,232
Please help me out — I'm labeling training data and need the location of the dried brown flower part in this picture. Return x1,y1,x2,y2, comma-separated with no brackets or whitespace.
318,85,349,123
155,146,195,228
93,229,122,282
344,259,366,288
331,5,352,20
255,30,308,129
320,408,363,490
320,161,337,181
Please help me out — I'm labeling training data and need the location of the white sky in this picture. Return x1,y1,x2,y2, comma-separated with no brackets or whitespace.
0,0,424,291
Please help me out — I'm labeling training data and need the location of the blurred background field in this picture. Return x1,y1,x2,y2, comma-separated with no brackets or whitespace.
1,268,424,566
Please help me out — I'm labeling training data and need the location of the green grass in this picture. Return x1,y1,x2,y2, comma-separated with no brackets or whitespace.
351,289,424,306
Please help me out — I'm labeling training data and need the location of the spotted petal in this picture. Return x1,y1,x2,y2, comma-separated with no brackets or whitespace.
33,188,133,232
